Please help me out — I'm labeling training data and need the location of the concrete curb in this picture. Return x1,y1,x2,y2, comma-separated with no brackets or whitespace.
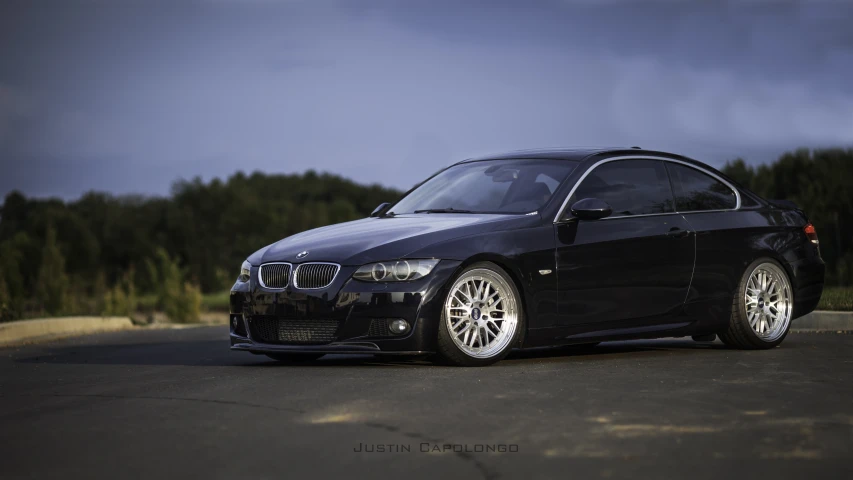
0,316,134,347
792,310,853,331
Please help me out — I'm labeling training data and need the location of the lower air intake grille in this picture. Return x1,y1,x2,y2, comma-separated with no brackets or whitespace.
259,263,291,289
367,318,394,337
249,317,340,345
294,263,340,289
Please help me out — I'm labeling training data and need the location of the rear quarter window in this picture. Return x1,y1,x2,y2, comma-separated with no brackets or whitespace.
666,163,737,211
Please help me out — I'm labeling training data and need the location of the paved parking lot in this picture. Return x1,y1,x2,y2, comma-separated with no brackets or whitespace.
1,327,851,479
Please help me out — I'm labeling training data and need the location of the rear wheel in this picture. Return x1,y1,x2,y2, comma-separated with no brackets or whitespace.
265,353,325,362
436,262,524,367
719,258,793,349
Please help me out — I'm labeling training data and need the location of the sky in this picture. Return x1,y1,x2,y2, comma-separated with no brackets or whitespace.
1,0,852,199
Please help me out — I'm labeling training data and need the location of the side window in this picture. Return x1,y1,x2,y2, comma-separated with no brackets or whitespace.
570,160,674,216
665,163,737,211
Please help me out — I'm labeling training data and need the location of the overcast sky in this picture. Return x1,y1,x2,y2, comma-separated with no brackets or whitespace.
1,0,852,199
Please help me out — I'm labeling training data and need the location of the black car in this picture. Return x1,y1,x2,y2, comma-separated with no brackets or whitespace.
229,147,825,366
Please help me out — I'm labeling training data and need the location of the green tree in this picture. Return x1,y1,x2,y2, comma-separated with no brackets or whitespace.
721,158,755,188
0,275,10,322
0,232,33,302
0,239,24,320
837,252,853,287
102,269,138,317
146,248,200,323
171,282,202,324
34,224,69,316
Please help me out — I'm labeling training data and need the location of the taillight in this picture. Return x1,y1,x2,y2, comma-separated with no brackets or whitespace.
804,223,818,244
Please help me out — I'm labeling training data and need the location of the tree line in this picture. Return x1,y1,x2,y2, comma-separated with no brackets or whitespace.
0,148,850,322
0,170,402,322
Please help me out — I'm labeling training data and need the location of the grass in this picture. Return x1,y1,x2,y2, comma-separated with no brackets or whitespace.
201,291,231,312
817,287,853,311
137,291,231,312
136,293,158,311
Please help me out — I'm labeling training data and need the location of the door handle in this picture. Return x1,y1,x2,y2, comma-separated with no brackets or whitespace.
666,227,690,239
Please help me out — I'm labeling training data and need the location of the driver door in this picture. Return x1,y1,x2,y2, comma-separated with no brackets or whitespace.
554,159,695,328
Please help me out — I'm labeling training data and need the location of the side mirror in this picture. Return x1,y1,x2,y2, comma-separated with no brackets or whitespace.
570,198,612,220
370,202,392,217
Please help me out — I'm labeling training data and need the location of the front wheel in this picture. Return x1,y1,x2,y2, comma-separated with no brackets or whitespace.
719,258,794,349
435,262,524,367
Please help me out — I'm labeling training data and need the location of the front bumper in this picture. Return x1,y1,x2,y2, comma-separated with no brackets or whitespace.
229,260,461,355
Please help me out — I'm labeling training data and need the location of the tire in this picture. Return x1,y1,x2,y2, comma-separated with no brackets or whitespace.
265,353,325,362
719,258,794,350
435,262,524,367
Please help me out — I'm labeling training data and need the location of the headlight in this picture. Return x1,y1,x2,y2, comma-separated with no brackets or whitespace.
353,259,439,282
238,260,251,282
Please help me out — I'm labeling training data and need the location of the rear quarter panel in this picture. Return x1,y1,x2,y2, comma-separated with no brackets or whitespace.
682,207,823,328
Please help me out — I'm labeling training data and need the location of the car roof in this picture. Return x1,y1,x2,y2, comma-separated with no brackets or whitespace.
457,147,708,168
458,147,626,163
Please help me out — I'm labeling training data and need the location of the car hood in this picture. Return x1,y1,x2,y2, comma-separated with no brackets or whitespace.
248,214,533,266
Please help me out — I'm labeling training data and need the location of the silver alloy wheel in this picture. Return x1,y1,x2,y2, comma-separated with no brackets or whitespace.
444,268,519,359
744,262,793,342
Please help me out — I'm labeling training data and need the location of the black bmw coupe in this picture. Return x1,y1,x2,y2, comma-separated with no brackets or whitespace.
229,147,825,366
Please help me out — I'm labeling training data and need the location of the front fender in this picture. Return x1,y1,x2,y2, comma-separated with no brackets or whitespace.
405,224,558,333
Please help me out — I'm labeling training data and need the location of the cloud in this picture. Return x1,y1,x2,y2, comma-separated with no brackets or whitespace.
1,0,852,199
360,0,853,92
0,84,37,147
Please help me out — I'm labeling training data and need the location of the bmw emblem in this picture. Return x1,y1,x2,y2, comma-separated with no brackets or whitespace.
296,251,309,259
471,308,481,320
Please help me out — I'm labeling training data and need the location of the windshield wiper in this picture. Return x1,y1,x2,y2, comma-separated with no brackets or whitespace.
413,208,475,214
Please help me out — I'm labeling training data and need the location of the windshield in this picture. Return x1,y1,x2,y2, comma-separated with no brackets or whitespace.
389,159,579,215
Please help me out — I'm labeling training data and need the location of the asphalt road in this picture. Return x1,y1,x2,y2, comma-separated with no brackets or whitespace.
1,327,851,480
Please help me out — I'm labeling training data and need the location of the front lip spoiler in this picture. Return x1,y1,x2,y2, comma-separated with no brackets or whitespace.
231,339,430,356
